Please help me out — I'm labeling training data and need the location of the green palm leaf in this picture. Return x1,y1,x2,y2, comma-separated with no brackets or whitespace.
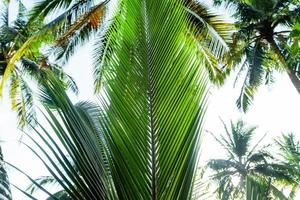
21,0,209,199
96,0,208,198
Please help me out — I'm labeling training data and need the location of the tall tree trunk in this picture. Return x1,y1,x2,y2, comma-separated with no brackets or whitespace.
287,70,300,94
268,38,300,94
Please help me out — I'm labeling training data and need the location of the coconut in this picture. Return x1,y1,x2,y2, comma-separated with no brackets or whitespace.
0,53,7,75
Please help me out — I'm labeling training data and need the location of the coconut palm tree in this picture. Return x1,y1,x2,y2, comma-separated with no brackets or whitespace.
207,120,290,199
269,133,300,199
2,0,233,89
213,0,300,111
15,0,209,199
0,0,233,128
0,1,77,128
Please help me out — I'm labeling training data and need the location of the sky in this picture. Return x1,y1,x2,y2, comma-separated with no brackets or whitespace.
1,0,300,199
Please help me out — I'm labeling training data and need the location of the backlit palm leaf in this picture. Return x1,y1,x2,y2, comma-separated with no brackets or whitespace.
91,0,208,199
22,0,209,199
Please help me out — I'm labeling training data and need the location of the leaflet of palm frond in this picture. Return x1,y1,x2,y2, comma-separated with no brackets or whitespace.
9,72,36,128
208,159,241,172
29,1,107,64
234,2,264,22
56,3,106,46
276,133,300,162
272,5,300,28
26,176,60,195
191,168,213,200
236,83,256,113
246,176,270,200
247,152,270,164
218,176,234,200
93,19,116,92
29,0,85,20
45,65,79,95
30,75,115,199
244,3,271,20
187,1,234,42
231,121,256,157
0,146,12,200
46,190,72,200
255,164,297,185
199,45,228,85
186,2,233,61
270,185,289,200
245,41,266,87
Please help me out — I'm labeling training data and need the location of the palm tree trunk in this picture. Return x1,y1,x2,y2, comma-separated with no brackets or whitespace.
287,70,300,94
268,38,300,94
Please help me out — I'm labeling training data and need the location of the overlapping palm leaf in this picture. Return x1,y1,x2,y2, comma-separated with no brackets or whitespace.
21,0,209,199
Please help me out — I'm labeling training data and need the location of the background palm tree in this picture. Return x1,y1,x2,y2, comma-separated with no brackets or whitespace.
3,0,233,91
0,1,77,128
207,120,289,199
213,0,300,111
268,133,300,199
14,0,209,199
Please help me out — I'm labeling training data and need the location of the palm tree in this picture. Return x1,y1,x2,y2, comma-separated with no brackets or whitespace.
0,0,233,128
0,145,12,200
213,0,300,111
0,1,77,128
2,0,233,89
207,120,289,199
269,133,300,199
16,0,209,199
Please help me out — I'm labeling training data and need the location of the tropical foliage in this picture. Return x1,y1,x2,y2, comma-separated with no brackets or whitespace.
14,0,209,199
213,0,300,111
0,0,299,199
207,120,291,200
0,0,234,128
269,133,300,199
0,1,77,128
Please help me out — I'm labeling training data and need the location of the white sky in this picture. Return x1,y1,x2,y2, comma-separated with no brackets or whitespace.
1,0,300,199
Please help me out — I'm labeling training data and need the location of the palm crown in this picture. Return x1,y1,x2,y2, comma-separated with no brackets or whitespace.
213,0,300,111
207,120,290,199
0,1,78,128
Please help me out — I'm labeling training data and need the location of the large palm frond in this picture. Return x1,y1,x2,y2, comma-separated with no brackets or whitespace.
20,0,209,199
93,0,208,199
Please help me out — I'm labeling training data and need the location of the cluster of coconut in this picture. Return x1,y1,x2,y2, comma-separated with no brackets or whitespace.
0,52,6,76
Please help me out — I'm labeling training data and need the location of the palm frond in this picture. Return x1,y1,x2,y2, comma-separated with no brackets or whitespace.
185,0,234,85
236,83,257,113
26,176,59,195
245,41,266,87
9,72,36,128
28,73,115,200
191,167,214,200
96,0,208,199
246,176,270,200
